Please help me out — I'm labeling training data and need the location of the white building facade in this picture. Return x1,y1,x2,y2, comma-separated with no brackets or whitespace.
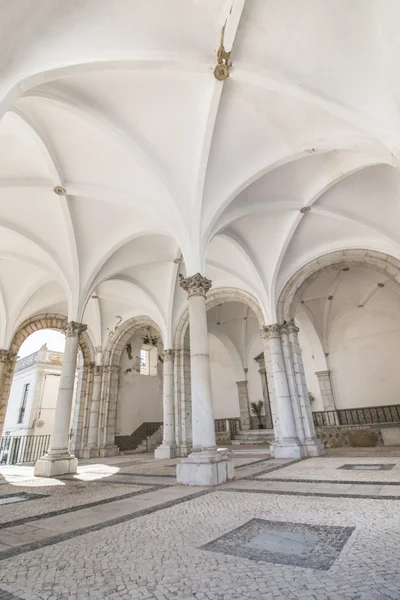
3,345,63,438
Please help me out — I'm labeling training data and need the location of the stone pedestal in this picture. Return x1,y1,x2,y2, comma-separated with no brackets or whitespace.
34,321,86,478
177,451,234,486
155,349,177,459
34,452,78,477
178,273,233,484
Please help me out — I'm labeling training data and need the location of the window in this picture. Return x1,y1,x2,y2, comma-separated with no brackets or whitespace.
140,348,150,375
18,383,30,424
140,346,158,376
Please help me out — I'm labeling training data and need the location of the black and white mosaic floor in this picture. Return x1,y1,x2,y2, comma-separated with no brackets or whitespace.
0,453,399,599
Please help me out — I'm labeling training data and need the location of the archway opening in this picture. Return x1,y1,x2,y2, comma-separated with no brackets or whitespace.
114,325,164,453
1,328,82,465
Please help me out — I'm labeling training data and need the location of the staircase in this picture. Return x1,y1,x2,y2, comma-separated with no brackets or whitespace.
115,422,163,454
232,429,275,446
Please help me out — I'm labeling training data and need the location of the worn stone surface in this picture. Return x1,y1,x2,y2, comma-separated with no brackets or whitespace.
0,454,399,599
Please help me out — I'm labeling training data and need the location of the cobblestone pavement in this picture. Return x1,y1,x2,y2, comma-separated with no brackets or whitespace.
0,454,399,599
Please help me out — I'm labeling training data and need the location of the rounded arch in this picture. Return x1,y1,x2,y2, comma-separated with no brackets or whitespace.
103,315,164,368
0,312,95,439
9,313,95,366
174,287,265,350
277,249,400,323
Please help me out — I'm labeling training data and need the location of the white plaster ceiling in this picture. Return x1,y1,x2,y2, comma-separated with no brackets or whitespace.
1,0,400,348
296,266,400,353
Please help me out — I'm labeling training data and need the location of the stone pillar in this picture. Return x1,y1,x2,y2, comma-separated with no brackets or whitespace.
0,350,17,437
287,322,324,457
177,346,192,456
236,380,251,430
261,324,304,458
34,321,87,477
280,324,306,444
81,365,103,458
99,365,120,457
316,370,336,411
177,273,233,486
255,352,274,430
155,350,177,458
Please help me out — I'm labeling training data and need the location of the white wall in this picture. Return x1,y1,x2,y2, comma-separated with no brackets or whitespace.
209,334,240,418
298,328,324,411
246,335,264,407
329,305,400,409
116,332,163,435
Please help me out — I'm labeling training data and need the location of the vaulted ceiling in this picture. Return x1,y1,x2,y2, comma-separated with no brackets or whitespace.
1,0,400,348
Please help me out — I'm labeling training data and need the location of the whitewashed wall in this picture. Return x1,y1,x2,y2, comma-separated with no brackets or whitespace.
209,334,240,418
4,365,38,435
329,305,400,409
116,333,163,436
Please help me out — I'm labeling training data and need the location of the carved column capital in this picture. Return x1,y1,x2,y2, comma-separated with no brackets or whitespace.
163,349,174,362
66,321,87,338
179,273,212,298
0,349,16,363
261,324,281,340
94,365,103,376
286,320,300,335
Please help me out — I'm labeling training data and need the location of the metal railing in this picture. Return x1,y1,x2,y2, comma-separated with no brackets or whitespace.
313,405,400,428
214,418,240,438
0,434,50,465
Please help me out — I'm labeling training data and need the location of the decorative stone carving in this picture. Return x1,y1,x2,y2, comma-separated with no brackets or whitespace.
66,321,87,337
0,349,16,363
179,273,212,298
163,349,174,362
261,324,281,340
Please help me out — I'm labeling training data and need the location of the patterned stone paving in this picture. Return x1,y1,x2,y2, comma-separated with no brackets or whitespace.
0,454,399,599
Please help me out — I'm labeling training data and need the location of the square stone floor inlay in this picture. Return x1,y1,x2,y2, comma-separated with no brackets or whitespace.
201,518,355,571
338,464,396,471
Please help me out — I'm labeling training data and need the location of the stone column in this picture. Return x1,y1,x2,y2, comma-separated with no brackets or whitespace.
280,324,305,444
254,353,274,430
0,350,17,437
236,380,251,430
99,365,120,457
315,370,336,411
34,321,87,477
287,322,324,457
177,273,233,486
155,349,177,458
261,324,304,458
81,365,103,458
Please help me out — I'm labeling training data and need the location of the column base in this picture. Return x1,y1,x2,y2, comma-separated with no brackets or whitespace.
271,439,307,459
154,443,178,459
99,444,119,458
177,451,234,486
81,446,100,459
305,437,325,457
34,453,78,478
178,443,192,457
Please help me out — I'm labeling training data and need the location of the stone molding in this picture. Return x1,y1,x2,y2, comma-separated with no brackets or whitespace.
163,349,174,362
316,369,331,377
277,248,400,322
66,321,87,338
261,324,281,340
179,273,212,298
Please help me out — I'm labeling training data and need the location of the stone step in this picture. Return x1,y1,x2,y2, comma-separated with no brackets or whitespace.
232,429,275,445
